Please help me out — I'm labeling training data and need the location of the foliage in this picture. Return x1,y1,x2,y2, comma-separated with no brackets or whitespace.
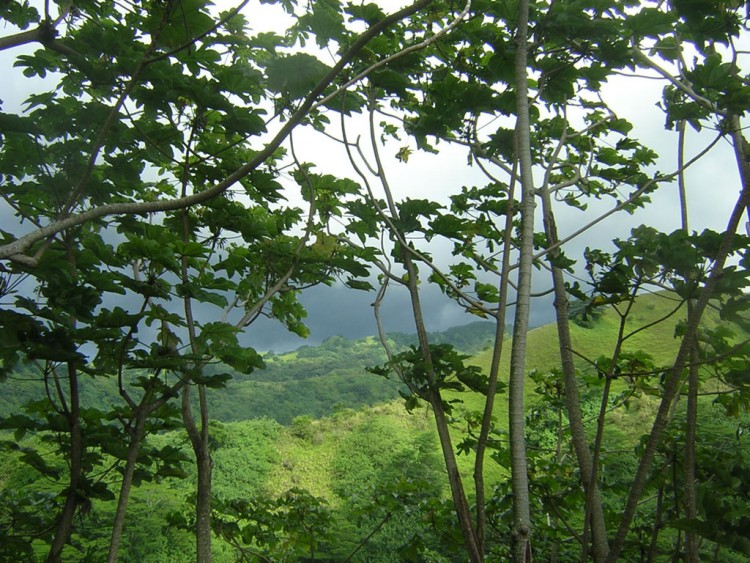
569,298,604,329
0,299,747,560
2,0,750,561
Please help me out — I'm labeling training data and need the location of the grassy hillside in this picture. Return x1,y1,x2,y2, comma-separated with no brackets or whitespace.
325,290,731,517
225,290,714,520
472,290,693,381
454,290,703,422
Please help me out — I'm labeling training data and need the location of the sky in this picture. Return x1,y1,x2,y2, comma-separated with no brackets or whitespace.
1,1,746,353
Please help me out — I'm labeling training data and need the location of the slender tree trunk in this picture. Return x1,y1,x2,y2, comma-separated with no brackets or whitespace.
683,337,700,562
364,83,482,560
508,0,535,560
107,369,185,563
179,146,213,561
46,363,83,563
677,120,700,563
474,163,516,551
107,409,149,563
540,193,609,561
608,118,750,561
183,383,213,562
646,486,664,563
195,385,213,562
402,253,483,562
671,450,683,563
431,391,483,562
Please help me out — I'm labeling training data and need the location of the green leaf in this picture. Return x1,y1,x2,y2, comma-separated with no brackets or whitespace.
369,68,411,94
266,53,331,100
192,370,233,388
397,198,443,233
475,281,499,303
625,8,677,37
298,0,345,48
345,3,386,25
345,278,374,291
222,108,267,136
174,240,209,258
149,0,215,50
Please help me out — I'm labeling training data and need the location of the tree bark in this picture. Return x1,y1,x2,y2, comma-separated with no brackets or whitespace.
182,383,214,562
509,0,534,559
540,195,609,561
678,120,700,563
683,322,700,563
195,385,213,563
474,165,516,551
108,411,148,563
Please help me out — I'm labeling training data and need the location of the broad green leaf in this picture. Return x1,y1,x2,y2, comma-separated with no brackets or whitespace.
266,53,331,100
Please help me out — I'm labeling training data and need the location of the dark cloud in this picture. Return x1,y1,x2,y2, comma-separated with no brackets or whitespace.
241,282,467,352
240,280,558,353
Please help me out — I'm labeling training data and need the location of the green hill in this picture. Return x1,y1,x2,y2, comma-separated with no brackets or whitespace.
207,321,500,424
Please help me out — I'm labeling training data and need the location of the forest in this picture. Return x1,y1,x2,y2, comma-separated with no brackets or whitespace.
1,0,750,561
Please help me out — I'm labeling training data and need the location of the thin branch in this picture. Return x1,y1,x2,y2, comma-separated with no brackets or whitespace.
630,45,723,115
145,0,252,64
0,2,71,52
530,128,725,266
621,293,687,343
234,131,318,328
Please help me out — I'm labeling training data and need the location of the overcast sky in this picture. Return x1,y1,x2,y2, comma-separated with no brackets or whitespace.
1,2,746,353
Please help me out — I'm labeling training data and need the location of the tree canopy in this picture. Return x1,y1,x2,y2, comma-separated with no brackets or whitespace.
1,0,750,561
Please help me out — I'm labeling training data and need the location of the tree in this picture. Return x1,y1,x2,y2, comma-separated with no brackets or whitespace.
0,0,437,560
329,0,750,561
3,1,750,562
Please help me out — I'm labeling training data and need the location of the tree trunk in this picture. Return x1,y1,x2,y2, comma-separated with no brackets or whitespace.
182,382,213,563
431,391,483,562
683,323,700,563
540,193,609,561
678,120,700,563
608,117,750,561
195,385,213,563
509,0,535,559
107,410,148,563
46,363,83,563
369,92,482,559
402,250,483,562
474,167,516,551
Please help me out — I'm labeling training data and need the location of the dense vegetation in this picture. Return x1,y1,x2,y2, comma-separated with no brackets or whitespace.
2,297,748,561
2,0,750,562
